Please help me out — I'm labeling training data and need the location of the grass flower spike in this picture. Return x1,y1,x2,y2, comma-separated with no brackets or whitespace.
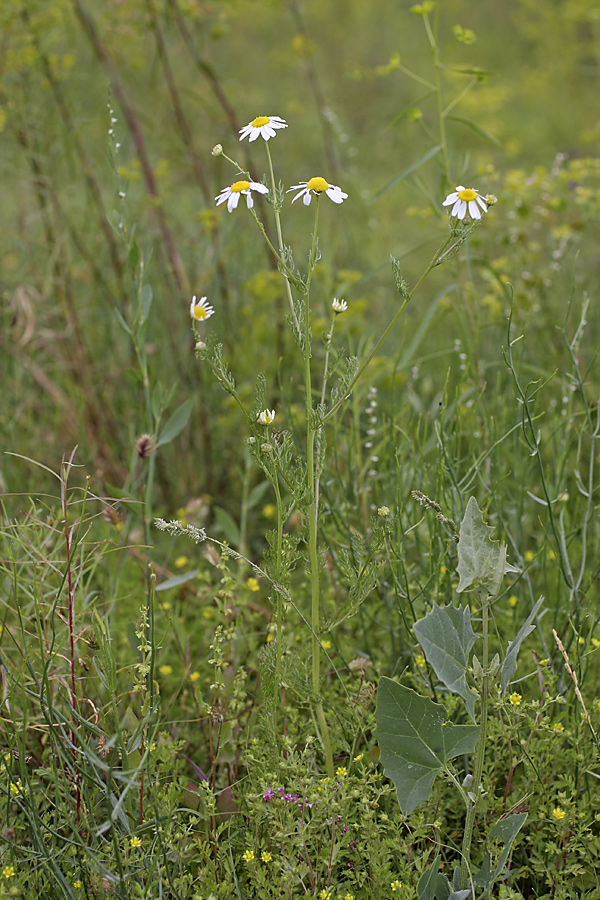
288,176,348,206
190,296,215,321
332,298,348,313
239,115,288,142
216,179,269,212
443,185,488,220
258,408,276,425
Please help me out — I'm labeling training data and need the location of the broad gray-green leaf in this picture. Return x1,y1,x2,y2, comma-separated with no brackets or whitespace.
457,497,518,594
418,858,450,900
157,398,194,447
376,678,480,814
500,597,544,693
156,569,199,592
414,603,478,721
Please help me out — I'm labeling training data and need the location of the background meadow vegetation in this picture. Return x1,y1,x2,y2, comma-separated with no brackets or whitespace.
2,0,600,898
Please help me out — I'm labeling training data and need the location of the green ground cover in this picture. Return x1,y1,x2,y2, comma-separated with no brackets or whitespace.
2,1,600,897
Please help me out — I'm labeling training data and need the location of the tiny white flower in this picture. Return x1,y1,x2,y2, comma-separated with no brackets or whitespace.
442,185,488,221
190,296,215,321
287,176,348,206
378,506,390,517
258,409,276,425
239,115,288,142
215,179,269,213
332,298,348,313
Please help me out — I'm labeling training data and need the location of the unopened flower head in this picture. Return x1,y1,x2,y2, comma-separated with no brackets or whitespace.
211,144,223,156
288,176,348,206
378,506,390,517
258,409,276,425
239,115,288,142
190,295,215,322
442,185,488,220
215,179,269,213
332,298,348,313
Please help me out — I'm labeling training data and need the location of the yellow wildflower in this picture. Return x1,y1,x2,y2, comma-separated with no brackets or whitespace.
159,665,172,676
415,654,426,669
174,556,188,568
509,692,522,707
190,671,200,683
130,836,142,848
336,767,347,777
261,851,272,863
391,881,403,893
242,850,255,862
2,866,15,879
552,807,566,820
508,595,518,608
247,577,260,592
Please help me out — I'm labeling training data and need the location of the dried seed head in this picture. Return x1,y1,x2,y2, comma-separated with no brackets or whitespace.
136,433,155,459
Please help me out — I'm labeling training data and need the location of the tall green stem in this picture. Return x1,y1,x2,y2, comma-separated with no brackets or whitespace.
304,199,334,776
460,591,490,890
265,141,300,334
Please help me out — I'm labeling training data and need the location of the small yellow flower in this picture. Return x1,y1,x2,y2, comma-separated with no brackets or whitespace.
321,639,332,651
524,550,535,562
578,636,585,646
262,503,276,518
159,665,172,676
353,753,364,762
336,767,347,777
547,548,556,560
73,881,82,889
319,891,331,900
9,781,21,796
243,850,255,862
508,595,518,608
174,555,188,568
2,866,15,879
202,608,213,618
539,658,549,666
592,638,600,649
160,601,172,611
552,806,566,821
391,881,403,893
266,634,274,643
247,577,260,592
130,836,142,848
149,742,156,752
261,851,272,863
509,692,522,707
440,564,447,574
190,671,200,683
344,894,355,900
415,654,426,669
552,722,565,733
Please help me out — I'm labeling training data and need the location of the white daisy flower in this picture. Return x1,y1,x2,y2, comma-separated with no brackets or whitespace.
239,115,288,142
215,179,269,213
287,176,348,206
332,298,348,313
258,409,276,425
442,185,488,220
189,296,215,322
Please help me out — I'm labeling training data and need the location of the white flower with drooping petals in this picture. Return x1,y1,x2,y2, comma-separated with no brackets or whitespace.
215,179,269,213
442,185,488,221
287,176,348,206
189,296,215,322
332,298,348,313
239,116,288,142
258,409,276,425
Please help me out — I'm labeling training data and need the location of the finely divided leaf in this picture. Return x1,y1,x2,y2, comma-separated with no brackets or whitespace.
414,603,478,721
501,597,544,693
376,678,480,814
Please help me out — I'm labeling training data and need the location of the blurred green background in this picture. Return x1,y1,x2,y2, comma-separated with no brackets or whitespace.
2,0,600,511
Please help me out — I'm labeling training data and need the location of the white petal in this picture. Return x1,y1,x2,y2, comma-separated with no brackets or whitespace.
326,186,347,203
248,130,260,142
246,193,254,209
452,199,466,219
442,192,458,206
215,190,230,206
455,185,466,192
250,182,269,194
238,126,251,141
476,195,488,211
303,192,313,205
287,183,307,192
468,200,481,219
227,192,241,212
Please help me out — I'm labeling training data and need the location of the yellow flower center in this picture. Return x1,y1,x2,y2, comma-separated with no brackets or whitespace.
252,116,270,127
457,188,478,202
231,180,250,193
193,306,208,321
307,176,329,193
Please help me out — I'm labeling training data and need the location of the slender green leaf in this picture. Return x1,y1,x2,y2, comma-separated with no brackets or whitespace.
157,398,194,447
370,145,442,203
447,115,502,148
376,678,480,814
213,506,241,548
156,569,200,592
414,603,478,721
247,480,271,510
501,597,544,693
